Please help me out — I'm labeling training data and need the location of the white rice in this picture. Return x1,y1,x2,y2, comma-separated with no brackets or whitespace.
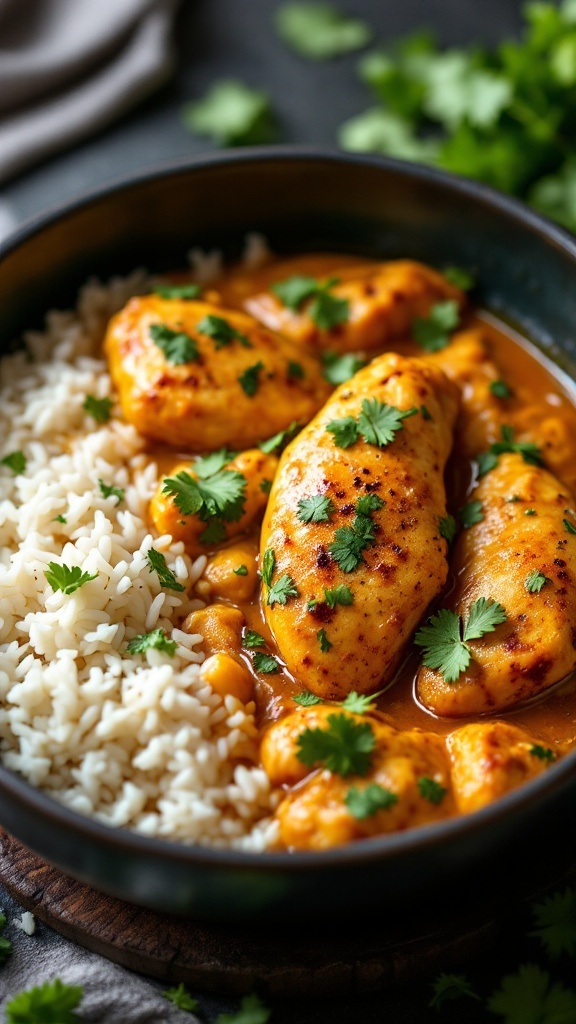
0,266,279,850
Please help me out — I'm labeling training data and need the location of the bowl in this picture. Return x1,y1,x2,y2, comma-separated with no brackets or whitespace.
1,147,576,924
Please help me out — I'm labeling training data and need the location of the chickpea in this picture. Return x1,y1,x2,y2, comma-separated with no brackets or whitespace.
201,653,254,704
182,604,245,658
203,540,258,602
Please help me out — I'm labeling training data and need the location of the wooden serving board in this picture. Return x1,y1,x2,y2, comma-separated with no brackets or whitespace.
1,828,574,998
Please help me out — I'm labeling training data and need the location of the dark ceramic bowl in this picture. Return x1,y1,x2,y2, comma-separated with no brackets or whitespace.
1,148,576,924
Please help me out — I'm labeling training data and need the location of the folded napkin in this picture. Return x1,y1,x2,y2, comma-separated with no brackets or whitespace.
0,0,180,185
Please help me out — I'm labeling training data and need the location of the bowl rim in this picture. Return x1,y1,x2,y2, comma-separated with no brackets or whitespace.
2,144,576,872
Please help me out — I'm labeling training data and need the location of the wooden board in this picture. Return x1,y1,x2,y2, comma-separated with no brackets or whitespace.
1,829,574,998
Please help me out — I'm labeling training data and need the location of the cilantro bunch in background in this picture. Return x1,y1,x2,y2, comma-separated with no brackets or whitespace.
339,0,576,232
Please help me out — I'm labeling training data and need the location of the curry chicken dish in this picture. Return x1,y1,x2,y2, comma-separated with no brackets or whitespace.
98,248,576,852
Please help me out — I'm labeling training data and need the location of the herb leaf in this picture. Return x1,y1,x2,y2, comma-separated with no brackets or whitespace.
317,628,333,652
162,468,246,525
443,266,475,290
234,564,249,576
355,494,385,515
83,394,112,423
99,479,124,503
271,274,349,329
415,608,469,683
345,783,398,819
238,361,265,396
182,80,275,146
324,584,354,608
271,275,318,309
196,314,251,349
1,450,26,474
293,690,324,706
412,300,460,351
149,323,199,364
525,569,551,593
163,983,198,1011
5,978,84,1023
418,776,447,804
297,494,335,523
146,548,185,591
154,284,201,300
253,652,280,673
267,573,299,607
357,398,418,447
244,630,267,649
276,2,372,60
216,992,271,1024
463,596,507,641
194,449,237,479
439,514,457,544
322,351,366,385
530,744,556,762
488,964,576,1024
341,690,382,713
530,887,576,960
45,562,98,595
127,628,177,656
459,499,484,528
490,379,513,399
309,289,350,329
429,973,480,1009
259,421,301,454
261,548,276,587
296,712,376,776
479,425,544,476
325,416,360,448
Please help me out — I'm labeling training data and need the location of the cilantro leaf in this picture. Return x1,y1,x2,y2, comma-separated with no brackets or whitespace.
530,887,576,959
324,584,354,608
194,449,237,479
345,783,398,818
443,265,475,290
146,548,185,591
525,569,551,593
296,712,376,776
267,573,299,607
341,690,382,713
154,283,201,300
490,378,514,399
234,564,249,576
216,992,271,1024
271,275,318,310
325,416,360,448
329,523,371,572
338,107,440,162
163,983,198,1011
98,478,124,503
563,517,576,535
275,2,372,61
322,351,366,385
182,80,275,146
463,596,507,640
293,690,324,706
45,562,98,595
261,548,276,587
5,978,83,1023
244,630,267,649
490,424,544,466
259,421,302,454
429,973,480,1009
317,627,333,652
358,398,418,447
439,514,457,544
287,360,305,380
127,628,177,656
149,323,198,364
530,744,556,762
83,394,112,423
253,652,280,673
297,494,335,523
53,514,67,524
1,450,26,474
414,607,471,683
271,274,349,328
196,314,251,349
488,963,576,1024
458,499,484,528
477,450,499,478
238,361,265,396
355,494,385,515
418,776,447,804
260,479,272,496
162,468,246,526
412,300,460,351
530,157,576,234
308,289,350,329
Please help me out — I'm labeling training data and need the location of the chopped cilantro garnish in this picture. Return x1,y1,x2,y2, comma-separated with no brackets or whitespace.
488,964,576,1024
563,517,576,535
322,351,366,385
529,886,576,959
439,514,457,544
149,323,199,364
325,415,360,448
162,466,246,535
309,289,350,330
525,569,551,593
259,421,301,454
296,712,376,776
355,493,385,515
345,783,398,819
490,379,513,399
268,573,299,607
243,630,267,649
163,983,198,1011
182,79,275,146
271,274,349,329
476,450,499,478
276,2,372,60
287,359,305,379
127,628,177,656
44,562,98,595
326,400,417,449
293,690,324,706
341,689,382,713
317,628,333,652
261,548,276,587
146,548,185,591
154,283,201,300
429,973,480,1010
420,404,433,420
418,776,447,804
238,361,265,396
324,584,354,608
478,425,544,477
253,652,280,673
530,744,556,762
329,520,374,572
260,479,272,495
194,449,237,478
412,300,460,351
443,266,475,290
415,597,507,683
525,508,537,516
271,275,318,309
196,314,251,349
98,479,124,503
5,978,84,1023
296,494,335,523
83,394,112,423
216,992,271,1024
234,564,249,576
53,514,67,524
458,499,484,528
1,450,26,474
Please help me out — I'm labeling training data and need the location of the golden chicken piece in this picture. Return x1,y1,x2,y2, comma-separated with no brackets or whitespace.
239,259,465,353
150,449,278,557
261,706,455,851
104,296,330,450
260,353,460,699
417,452,576,716
201,539,259,603
447,721,558,813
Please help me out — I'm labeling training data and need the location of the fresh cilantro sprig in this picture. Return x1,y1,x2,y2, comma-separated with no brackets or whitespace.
488,964,576,1024
530,744,556,762
259,421,301,454
98,479,124,503
490,379,514,399
459,499,484,528
182,80,275,146
276,2,372,60
322,351,366,385
163,982,198,1011
296,712,376,776
324,584,354,607
268,573,299,607
244,630,266,649
196,314,251,349
146,548,185,592
328,494,383,572
215,992,271,1024
297,494,335,523
238,361,265,397
271,274,350,330
44,562,98,595
149,324,199,364
317,627,333,652
162,456,246,544
345,783,398,818
412,299,460,351
127,628,177,656
415,597,507,683
4,978,84,1023
439,514,457,544
341,689,382,713
253,652,280,673
326,399,418,449
529,887,576,959
1,450,26,474
293,690,324,706
525,569,551,593
83,394,112,423
477,425,544,477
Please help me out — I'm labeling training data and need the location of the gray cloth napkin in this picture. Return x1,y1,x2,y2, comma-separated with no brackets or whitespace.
0,884,202,1023
0,0,180,186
